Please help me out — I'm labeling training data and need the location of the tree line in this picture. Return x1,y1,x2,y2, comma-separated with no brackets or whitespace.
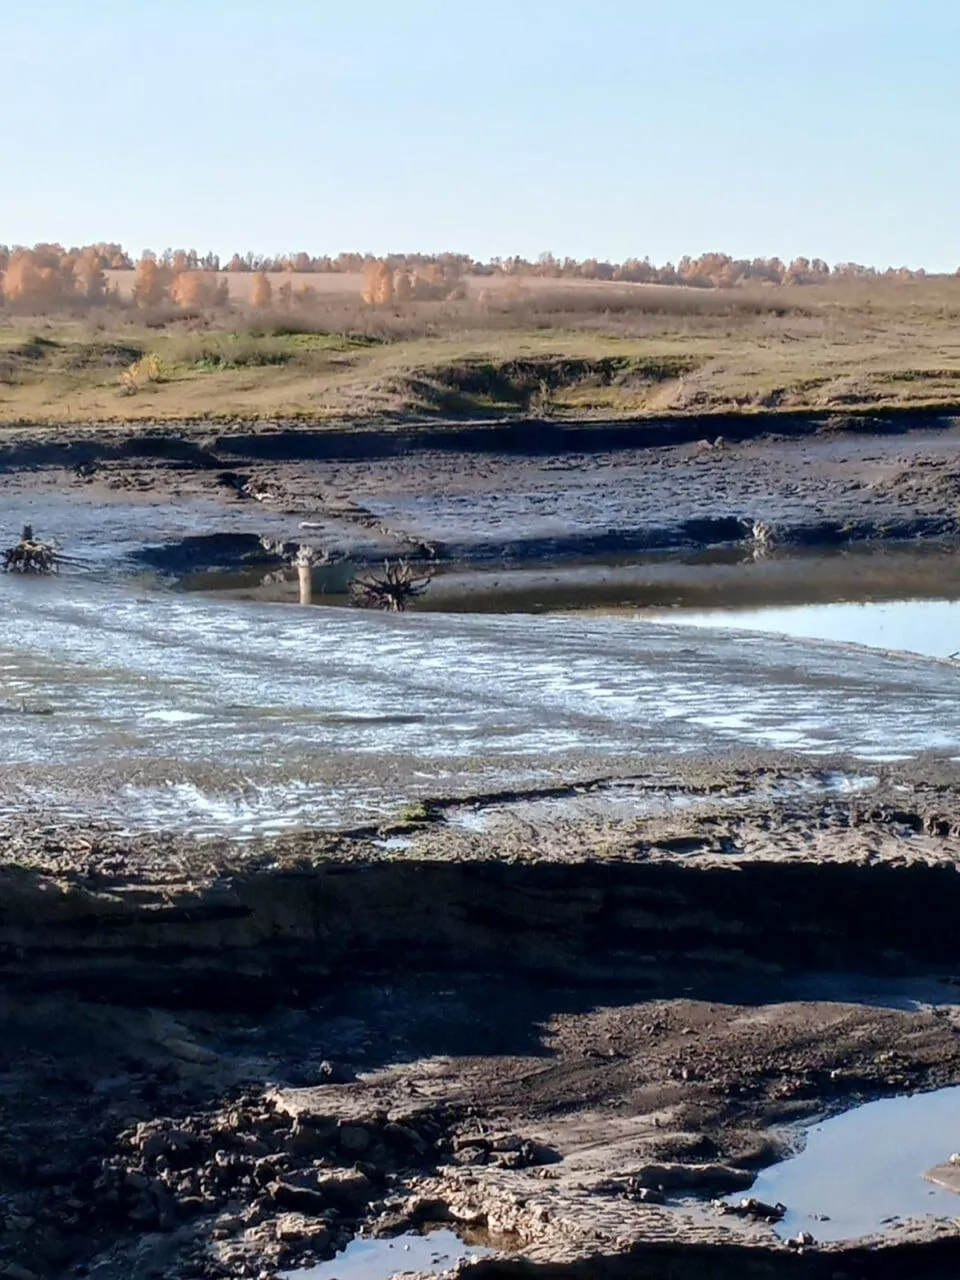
0,241,948,310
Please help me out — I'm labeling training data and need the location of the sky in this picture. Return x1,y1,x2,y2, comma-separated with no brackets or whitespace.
2,0,958,270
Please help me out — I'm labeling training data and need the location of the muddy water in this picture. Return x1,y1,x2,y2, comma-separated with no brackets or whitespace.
285,1230,493,1279
2,569,960,835
647,599,960,662
444,770,878,833
738,1087,960,1242
1,490,294,573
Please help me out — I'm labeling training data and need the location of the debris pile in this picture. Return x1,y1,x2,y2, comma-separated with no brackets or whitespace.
2,524,58,574
349,559,434,612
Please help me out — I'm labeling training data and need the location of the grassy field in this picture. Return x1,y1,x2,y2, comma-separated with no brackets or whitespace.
1,276,960,425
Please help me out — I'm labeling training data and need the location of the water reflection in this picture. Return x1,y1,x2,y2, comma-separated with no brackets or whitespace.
733,1088,960,1242
646,599,960,661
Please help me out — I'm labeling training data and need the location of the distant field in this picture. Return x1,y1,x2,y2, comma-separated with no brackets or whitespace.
104,269,366,301
103,270,728,304
1,275,959,425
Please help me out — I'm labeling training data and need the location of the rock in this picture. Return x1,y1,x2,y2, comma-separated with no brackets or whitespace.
490,1134,523,1153
383,1122,428,1155
314,1170,373,1211
787,1230,815,1250
162,1036,218,1065
287,1117,336,1155
719,1197,786,1223
636,1163,754,1193
268,1180,328,1216
453,1135,490,1154
636,1187,665,1205
338,1124,371,1154
2,1265,41,1280
274,1212,331,1248
317,1060,355,1084
4,1215,36,1233
138,1126,200,1167
454,1147,489,1166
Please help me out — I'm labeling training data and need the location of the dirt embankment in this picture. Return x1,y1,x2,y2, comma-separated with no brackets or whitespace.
4,414,960,577
5,769,960,1278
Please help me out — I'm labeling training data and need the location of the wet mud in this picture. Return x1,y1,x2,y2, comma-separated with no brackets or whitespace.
4,770,960,1277
4,417,960,573
4,419,960,1279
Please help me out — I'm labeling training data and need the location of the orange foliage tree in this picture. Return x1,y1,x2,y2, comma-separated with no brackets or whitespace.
170,270,229,308
361,259,395,305
71,247,106,300
250,271,273,309
132,256,168,306
0,249,65,306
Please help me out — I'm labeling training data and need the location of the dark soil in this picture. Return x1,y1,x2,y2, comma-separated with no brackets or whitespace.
4,767,960,1277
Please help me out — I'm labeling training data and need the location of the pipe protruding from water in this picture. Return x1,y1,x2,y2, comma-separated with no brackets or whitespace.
294,547,316,606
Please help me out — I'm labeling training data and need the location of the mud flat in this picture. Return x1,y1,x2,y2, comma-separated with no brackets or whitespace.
3,420,960,1278
5,763,960,1278
4,415,960,568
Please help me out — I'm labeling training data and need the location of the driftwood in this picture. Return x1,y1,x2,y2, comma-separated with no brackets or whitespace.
2,525,59,574
349,559,434,612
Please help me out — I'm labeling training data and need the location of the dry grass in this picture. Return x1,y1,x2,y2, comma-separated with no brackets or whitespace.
1,276,959,425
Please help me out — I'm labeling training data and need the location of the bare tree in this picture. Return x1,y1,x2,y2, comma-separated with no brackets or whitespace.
349,560,434,611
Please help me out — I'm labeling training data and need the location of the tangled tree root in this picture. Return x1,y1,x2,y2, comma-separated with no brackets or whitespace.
349,559,434,611
2,525,59,574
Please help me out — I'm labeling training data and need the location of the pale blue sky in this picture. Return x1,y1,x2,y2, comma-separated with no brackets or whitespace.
3,0,957,269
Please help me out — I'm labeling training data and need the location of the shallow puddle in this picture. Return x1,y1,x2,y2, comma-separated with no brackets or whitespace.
734,1087,960,1241
284,1229,493,1279
647,598,960,662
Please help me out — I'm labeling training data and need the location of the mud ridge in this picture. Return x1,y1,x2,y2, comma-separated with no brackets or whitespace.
1,406,959,473
6,853,960,1009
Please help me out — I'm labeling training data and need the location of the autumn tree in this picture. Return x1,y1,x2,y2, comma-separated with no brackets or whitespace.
394,269,413,302
0,249,65,306
361,259,394,305
133,255,168,306
250,271,273,309
170,270,228,308
72,247,106,300
361,259,380,304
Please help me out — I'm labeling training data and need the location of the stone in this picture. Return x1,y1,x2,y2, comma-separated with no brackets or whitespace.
268,1180,328,1216
287,1118,336,1155
383,1122,428,1155
314,1170,372,1211
338,1124,371,1154
274,1212,331,1248
637,1163,754,1193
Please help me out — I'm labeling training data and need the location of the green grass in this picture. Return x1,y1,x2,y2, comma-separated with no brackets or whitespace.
2,280,960,424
